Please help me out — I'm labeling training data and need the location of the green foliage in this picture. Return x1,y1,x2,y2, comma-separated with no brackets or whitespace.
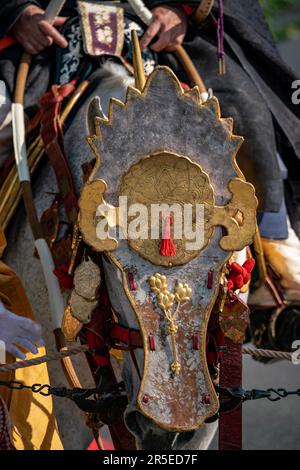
260,0,300,40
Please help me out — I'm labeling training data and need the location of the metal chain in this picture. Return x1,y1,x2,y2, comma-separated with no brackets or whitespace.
0,379,126,401
215,385,300,402
1,378,299,405
0,379,97,398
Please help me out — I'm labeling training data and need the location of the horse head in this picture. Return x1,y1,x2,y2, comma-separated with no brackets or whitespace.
64,64,257,449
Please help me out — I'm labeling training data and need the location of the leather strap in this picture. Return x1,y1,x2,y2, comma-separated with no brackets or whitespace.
109,323,143,349
219,338,243,450
40,83,78,224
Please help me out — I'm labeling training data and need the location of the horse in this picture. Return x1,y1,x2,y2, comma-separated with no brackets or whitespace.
3,60,228,450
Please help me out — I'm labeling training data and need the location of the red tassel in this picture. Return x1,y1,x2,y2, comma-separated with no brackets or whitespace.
160,215,176,256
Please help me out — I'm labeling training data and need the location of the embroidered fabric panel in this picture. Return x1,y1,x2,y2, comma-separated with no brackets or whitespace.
78,1,125,57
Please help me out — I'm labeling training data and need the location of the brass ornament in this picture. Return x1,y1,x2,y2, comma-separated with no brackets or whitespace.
62,304,82,342
75,66,257,432
69,257,101,324
79,179,118,252
79,159,257,266
79,152,257,266
119,151,215,266
78,67,258,266
149,273,193,375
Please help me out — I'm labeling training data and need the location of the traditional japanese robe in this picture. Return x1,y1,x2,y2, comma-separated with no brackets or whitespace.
0,0,299,223
0,227,63,450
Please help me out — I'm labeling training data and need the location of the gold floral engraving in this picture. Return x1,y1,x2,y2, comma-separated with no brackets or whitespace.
149,274,193,375
120,151,215,267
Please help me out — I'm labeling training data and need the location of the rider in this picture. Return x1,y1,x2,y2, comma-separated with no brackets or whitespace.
0,226,63,449
0,2,300,341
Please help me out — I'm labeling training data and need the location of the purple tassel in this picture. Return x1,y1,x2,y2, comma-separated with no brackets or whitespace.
217,0,226,75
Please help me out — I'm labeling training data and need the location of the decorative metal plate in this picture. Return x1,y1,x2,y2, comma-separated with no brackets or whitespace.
78,66,258,431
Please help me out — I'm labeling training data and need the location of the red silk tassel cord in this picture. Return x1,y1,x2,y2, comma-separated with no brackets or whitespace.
160,214,176,257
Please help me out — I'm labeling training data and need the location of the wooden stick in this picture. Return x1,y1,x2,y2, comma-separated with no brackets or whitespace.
192,0,214,24
14,53,32,105
174,45,207,94
127,0,208,95
131,30,146,91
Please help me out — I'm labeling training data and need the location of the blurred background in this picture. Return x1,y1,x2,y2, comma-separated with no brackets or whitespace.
260,0,300,74
210,1,300,450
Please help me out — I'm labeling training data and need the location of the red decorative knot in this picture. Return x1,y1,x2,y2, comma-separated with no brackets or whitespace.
227,258,255,292
149,334,156,351
128,272,136,291
193,334,200,350
143,394,150,404
160,214,176,257
207,270,214,289
202,395,211,405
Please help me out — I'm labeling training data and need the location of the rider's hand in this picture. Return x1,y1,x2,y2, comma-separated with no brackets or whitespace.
11,4,68,55
0,302,44,360
140,6,188,52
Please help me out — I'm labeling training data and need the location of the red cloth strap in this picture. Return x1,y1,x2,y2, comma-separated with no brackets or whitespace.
40,83,79,224
219,339,243,450
109,323,143,349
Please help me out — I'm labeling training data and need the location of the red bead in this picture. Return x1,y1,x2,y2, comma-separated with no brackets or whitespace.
193,334,200,350
203,394,211,405
128,272,136,291
143,394,150,404
207,270,214,289
149,334,156,351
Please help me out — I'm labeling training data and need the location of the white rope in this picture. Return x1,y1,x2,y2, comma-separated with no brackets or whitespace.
0,344,293,374
0,345,89,373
